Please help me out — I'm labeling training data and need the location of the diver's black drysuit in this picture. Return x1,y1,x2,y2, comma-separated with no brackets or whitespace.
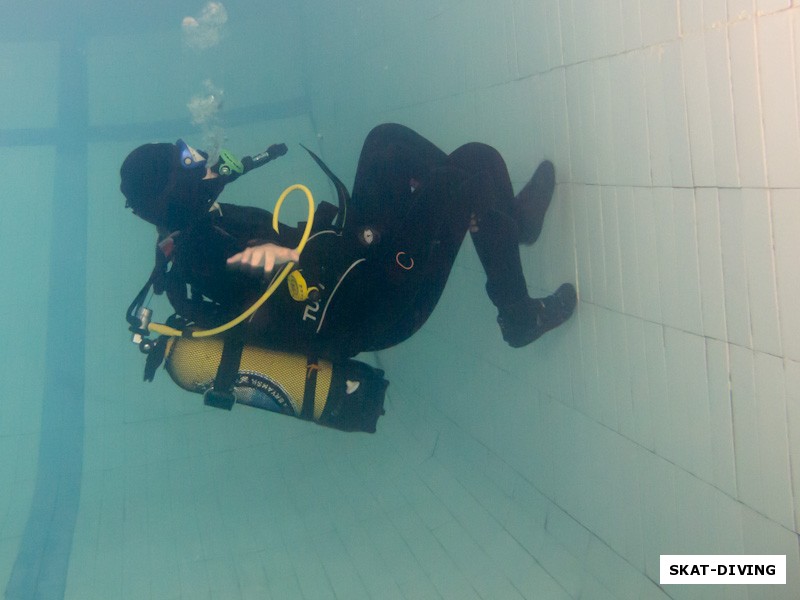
159,124,531,359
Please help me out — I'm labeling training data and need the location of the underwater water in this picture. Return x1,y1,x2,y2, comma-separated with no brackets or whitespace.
1,1,800,599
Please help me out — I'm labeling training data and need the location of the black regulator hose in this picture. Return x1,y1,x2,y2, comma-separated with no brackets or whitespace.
211,143,288,182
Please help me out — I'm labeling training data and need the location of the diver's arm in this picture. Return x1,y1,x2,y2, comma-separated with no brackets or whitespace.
226,243,299,277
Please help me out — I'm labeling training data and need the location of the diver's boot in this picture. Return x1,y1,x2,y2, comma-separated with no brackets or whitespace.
513,160,555,245
497,283,577,348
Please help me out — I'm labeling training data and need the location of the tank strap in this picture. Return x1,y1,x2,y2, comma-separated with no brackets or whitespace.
204,334,245,410
301,356,320,420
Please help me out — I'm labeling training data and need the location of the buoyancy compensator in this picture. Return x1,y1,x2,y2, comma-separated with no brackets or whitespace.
127,145,389,433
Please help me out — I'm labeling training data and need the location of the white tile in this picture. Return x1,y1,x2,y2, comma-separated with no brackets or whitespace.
513,0,550,77
785,359,800,530
643,322,670,463
730,346,768,519
429,520,512,600
313,532,373,600
464,0,516,90
682,32,718,186
793,11,800,137
573,0,603,61
582,0,607,59
616,187,642,317
653,188,680,331
671,188,704,335
546,69,573,183
643,47,673,186
543,503,591,565
603,0,626,56
661,41,695,187
718,189,753,348
626,318,655,449
615,443,647,569
602,187,624,312
587,185,609,308
637,451,679,581
753,352,794,529
742,189,782,356
544,0,565,70
338,523,405,600
574,304,602,423
772,190,800,362
704,0,729,27
641,0,681,46
756,12,800,187
585,532,645,599
565,63,597,184
704,27,740,187
694,188,728,341
727,18,768,188
571,185,594,305
610,51,651,186
558,0,577,66
609,312,636,442
488,530,572,600
592,58,615,186
621,0,643,50
664,329,714,481
397,577,441,600
757,0,792,13
681,0,704,35
728,0,756,17
594,308,621,430
705,339,738,496
633,188,663,324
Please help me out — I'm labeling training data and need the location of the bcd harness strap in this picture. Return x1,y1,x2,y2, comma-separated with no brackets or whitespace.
204,333,246,410
301,356,320,421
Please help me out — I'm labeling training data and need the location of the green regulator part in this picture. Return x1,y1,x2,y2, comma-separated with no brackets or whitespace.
218,149,244,176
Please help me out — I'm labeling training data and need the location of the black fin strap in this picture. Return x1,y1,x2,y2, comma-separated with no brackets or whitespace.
300,144,350,230
204,335,245,410
301,356,319,421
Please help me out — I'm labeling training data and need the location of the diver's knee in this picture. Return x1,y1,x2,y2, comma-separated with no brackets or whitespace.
364,123,409,146
449,142,504,168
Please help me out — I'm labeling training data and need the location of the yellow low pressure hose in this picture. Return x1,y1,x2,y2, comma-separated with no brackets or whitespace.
148,184,315,338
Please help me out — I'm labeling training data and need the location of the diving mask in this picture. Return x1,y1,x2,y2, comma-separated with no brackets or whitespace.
176,138,208,170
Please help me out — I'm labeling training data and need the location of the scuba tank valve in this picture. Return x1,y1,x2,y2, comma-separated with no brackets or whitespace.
130,306,155,353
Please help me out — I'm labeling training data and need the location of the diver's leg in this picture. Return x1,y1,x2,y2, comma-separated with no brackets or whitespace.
513,160,555,245
447,142,555,245
350,124,448,232
446,144,576,346
352,166,473,351
470,205,576,347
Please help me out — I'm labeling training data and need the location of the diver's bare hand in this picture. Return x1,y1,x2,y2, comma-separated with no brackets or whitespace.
226,243,300,276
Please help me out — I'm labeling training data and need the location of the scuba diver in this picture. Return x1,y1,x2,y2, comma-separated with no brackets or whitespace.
120,123,577,362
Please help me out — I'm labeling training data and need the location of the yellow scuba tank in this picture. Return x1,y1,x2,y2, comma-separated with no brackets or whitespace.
162,336,387,433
